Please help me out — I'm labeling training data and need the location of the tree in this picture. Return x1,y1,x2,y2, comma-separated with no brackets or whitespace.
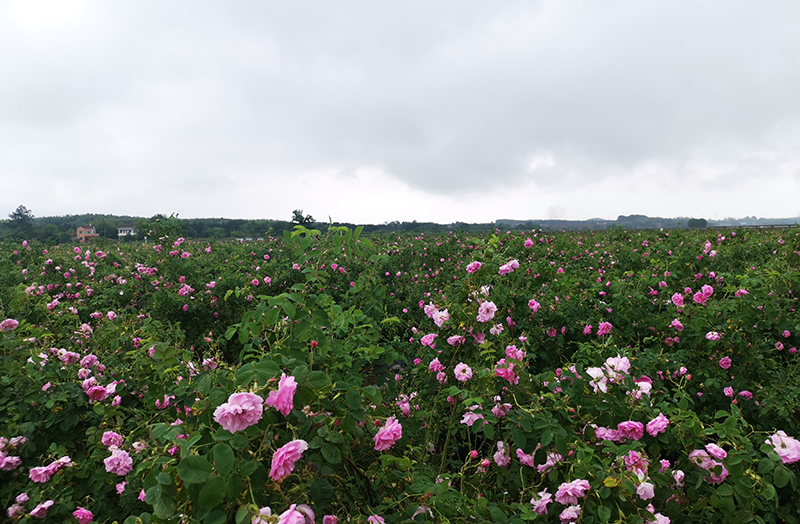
291,209,315,226
688,218,708,229
8,205,35,237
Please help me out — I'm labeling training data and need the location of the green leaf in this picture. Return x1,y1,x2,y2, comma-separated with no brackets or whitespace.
763,483,776,500
281,300,296,319
757,459,774,475
235,506,250,524
541,430,553,447
153,496,176,519
238,460,260,477
774,466,790,488
483,424,495,439
346,389,362,409
322,443,342,464
198,477,226,510
177,455,212,484
598,505,612,522
310,478,335,507
145,485,162,505
156,472,172,485
308,370,328,389
716,484,734,497
555,434,567,457
205,509,227,524
511,428,526,450
212,443,235,477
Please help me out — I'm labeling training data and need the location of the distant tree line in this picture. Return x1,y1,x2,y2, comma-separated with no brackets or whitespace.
2,205,797,244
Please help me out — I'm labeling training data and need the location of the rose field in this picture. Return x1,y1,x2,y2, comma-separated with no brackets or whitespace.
2,224,800,524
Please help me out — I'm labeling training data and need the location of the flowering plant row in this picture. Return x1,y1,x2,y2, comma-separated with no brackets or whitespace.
1,224,800,522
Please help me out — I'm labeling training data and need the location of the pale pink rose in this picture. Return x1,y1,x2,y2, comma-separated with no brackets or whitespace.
719,356,731,369
214,392,265,432
636,481,655,500
29,500,54,519
454,363,473,382
104,449,133,476
493,441,511,467
516,448,535,467
277,504,305,524
86,385,110,402
617,421,644,440
461,406,484,427
597,322,613,336
559,504,581,522
446,335,465,346
102,431,124,448
73,506,94,524
766,431,800,464
671,293,684,307
322,516,338,524
465,261,482,273
429,358,445,372
269,440,308,481
705,443,727,460
0,318,19,331
646,413,670,436
29,466,53,483
477,301,497,323
374,417,403,451
420,333,438,348
555,479,591,505
530,489,552,514
265,375,297,417
367,516,385,524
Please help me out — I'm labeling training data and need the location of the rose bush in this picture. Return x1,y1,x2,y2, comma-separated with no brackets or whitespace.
0,224,799,522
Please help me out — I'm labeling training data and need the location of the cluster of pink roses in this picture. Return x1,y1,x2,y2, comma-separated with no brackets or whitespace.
29,455,73,483
0,435,26,471
688,443,728,483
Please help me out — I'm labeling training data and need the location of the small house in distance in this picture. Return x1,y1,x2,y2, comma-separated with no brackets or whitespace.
76,225,100,243
118,226,136,237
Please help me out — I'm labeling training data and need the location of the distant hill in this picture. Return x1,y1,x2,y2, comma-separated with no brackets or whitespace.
2,211,798,242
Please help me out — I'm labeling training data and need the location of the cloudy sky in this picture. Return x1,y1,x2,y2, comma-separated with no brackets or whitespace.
2,1,799,224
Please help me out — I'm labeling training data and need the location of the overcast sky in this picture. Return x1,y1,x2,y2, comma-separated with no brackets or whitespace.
2,1,799,224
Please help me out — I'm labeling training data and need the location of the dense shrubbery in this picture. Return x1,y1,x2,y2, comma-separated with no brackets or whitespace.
1,225,800,523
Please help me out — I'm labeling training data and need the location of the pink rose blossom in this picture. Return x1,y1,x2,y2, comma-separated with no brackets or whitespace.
597,322,613,336
636,481,655,500
429,358,445,372
214,392,265,432
719,356,731,369
29,466,53,483
265,374,297,416
277,504,305,524
73,507,94,524
446,335,465,346
104,449,133,476
0,318,19,331
454,363,473,382
465,261,482,273
373,417,402,451
617,421,644,440
102,431,124,448
269,439,309,481
766,431,800,464
646,413,670,436
705,443,727,460
555,479,591,505
477,301,497,323
494,441,511,467
530,489,552,514
706,331,721,341
559,505,581,523
29,500,54,519
517,448,535,467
